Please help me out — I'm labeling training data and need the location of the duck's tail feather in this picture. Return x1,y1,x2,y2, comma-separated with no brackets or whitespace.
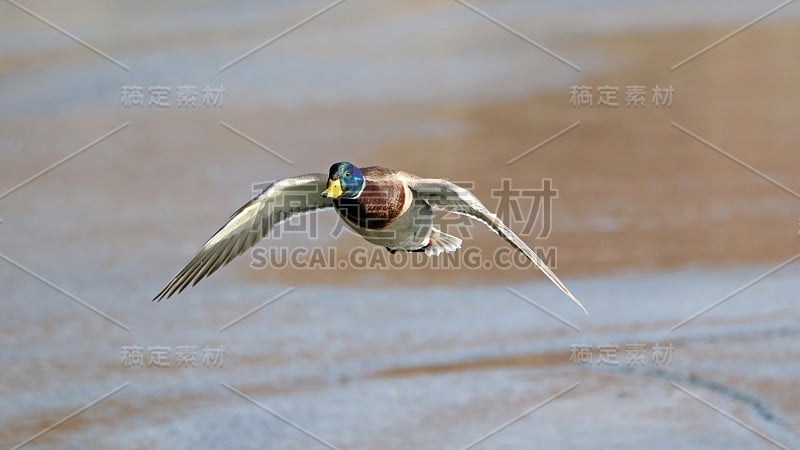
425,227,462,256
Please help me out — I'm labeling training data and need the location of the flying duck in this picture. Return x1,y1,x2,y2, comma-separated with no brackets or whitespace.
153,162,587,314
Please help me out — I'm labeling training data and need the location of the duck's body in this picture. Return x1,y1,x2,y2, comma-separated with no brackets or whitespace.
333,167,413,231
332,167,437,252
153,162,587,315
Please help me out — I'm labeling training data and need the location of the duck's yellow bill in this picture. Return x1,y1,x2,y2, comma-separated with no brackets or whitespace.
322,179,343,199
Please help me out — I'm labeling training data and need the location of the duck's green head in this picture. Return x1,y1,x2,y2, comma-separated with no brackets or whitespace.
322,162,364,199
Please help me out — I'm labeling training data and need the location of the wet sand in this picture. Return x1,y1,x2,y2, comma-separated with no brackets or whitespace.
2,268,799,449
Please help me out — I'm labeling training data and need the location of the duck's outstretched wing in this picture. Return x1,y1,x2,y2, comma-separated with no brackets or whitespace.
407,177,588,315
154,173,331,301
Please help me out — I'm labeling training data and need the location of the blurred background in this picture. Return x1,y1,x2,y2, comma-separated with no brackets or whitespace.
1,1,799,448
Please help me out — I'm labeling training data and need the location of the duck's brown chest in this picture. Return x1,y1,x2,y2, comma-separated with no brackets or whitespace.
334,180,406,229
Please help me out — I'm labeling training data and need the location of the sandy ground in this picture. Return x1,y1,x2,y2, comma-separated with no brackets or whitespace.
1,267,799,449
1,2,799,449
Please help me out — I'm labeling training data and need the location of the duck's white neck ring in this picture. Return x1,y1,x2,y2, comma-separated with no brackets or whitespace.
351,181,366,199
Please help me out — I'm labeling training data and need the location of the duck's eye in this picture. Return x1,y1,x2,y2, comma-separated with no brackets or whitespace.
345,171,352,177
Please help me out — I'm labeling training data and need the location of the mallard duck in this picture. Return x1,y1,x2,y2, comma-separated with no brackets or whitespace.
153,162,587,314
